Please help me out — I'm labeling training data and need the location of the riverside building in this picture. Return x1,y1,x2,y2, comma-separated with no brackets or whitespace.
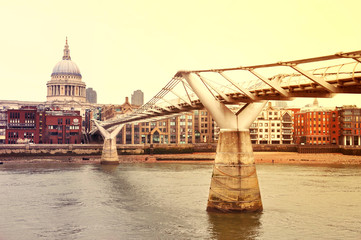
293,99,335,145
101,97,216,144
249,102,295,144
0,109,6,144
5,107,82,144
6,107,39,144
42,110,82,144
111,107,216,144
337,105,361,146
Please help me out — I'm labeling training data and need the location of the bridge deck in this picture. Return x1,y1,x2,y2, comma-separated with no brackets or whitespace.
91,50,361,133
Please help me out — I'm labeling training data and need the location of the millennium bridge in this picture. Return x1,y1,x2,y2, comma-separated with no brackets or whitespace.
91,50,361,212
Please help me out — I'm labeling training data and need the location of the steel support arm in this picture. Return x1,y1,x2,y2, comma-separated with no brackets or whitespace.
290,65,338,92
182,72,266,130
218,71,257,100
248,69,289,97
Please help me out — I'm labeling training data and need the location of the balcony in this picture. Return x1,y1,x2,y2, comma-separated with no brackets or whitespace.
282,124,292,129
8,123,36,129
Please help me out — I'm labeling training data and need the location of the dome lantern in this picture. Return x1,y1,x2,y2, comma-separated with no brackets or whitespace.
63,36,71,60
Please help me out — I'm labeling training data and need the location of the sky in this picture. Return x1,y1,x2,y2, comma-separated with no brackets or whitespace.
1,0,361,107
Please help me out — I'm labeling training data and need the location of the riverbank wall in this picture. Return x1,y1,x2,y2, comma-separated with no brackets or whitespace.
0,143,361,157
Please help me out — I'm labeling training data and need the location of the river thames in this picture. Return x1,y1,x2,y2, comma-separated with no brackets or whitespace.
0,162,360,239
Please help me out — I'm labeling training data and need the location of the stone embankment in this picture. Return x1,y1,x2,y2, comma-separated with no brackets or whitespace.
155,152,361,165
2,143,361,156
2,152,361,166
1,143,361,165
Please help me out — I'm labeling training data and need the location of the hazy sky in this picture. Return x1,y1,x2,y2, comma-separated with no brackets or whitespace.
1,0,361,107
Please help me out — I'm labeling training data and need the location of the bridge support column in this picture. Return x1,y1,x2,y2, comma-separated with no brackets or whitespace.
207,129,262,212
182,72,266,212
93,121,124,165
101,135,120,164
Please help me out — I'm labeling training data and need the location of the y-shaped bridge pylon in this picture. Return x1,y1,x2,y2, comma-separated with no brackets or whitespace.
182,72,266,212
93,120,124,164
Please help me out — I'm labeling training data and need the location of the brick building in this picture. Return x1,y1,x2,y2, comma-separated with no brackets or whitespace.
6,107,39,144
330,110,340,145
5,107,82,144
42,110,82,144
101,97,138,121
293,99,341,145
293,109,335,145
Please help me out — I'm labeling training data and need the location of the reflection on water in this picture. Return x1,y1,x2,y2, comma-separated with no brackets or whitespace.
0,162,361,239
208,212,261,240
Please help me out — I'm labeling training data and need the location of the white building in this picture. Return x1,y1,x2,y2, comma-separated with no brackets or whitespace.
250,102,294,144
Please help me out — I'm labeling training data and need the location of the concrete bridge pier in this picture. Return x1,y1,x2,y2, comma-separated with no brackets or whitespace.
182,72,266,212
207,129,262,212
93,121,124,165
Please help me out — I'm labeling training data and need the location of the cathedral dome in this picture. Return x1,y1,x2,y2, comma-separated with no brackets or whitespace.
51,60,81,77
50,37,82,77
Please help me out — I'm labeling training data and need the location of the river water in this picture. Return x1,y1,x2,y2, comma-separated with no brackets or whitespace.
0,161,360,240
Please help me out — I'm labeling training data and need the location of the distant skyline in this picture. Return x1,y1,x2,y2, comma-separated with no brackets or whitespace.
1,0,361,107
